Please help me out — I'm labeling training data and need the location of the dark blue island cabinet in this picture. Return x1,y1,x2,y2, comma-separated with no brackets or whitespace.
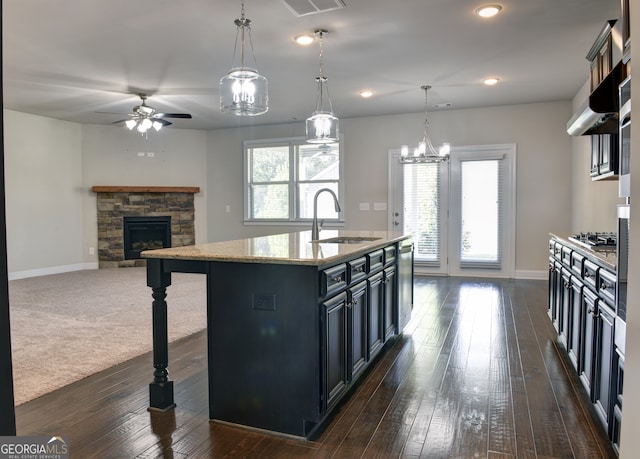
143,231,413,439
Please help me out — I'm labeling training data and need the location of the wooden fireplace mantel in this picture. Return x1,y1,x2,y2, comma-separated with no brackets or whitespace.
91,186,200,194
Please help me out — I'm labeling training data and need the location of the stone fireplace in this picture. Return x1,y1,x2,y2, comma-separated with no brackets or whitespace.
92,186,199,268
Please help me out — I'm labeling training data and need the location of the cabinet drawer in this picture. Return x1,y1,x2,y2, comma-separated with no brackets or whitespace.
383,245,396,266
583,259,599,291
561,246,572,267
320,264,347,298
347,257,367,285
367,249,384,273
549,240,556,255
570,251,585,276
599,268,616,308
552,241,562,260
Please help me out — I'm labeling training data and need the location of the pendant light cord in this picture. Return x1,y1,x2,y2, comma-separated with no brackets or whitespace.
231,0,259,71
315,30,333,113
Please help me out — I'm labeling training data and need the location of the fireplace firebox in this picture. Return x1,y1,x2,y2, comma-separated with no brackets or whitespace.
123,216,171,260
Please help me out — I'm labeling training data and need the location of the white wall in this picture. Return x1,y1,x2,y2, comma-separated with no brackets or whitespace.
207,101,574,276
4,111,84,278
5,101,577,277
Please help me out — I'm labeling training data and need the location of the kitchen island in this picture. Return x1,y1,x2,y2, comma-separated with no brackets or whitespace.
142,230,413,438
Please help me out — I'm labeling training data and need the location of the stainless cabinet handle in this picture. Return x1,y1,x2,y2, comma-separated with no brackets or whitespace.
333,276,343,283
600,283,607,290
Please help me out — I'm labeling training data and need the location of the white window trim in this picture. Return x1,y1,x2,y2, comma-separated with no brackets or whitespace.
243,136,345,226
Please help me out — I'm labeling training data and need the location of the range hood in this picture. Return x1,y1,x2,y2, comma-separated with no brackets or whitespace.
567,61,625,136
567,20,625,136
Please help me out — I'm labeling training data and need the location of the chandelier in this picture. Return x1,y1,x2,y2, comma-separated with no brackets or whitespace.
306,30,339,144
220,0,268,116
400,85,450,163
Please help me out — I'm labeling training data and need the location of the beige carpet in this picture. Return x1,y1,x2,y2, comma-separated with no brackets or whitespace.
8,267,207,405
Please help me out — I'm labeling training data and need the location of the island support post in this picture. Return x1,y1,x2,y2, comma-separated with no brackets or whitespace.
146,258,175,411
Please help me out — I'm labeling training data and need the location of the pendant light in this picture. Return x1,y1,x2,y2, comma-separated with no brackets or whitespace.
400,85,450,163
306,30,339,144
220,0,268,116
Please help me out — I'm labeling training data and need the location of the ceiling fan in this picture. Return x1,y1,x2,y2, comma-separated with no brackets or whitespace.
112,93,192,134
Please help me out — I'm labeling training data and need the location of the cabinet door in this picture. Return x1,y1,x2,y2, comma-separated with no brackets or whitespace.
568,278,584,371
579,288,598,395
367,272,384,360
548,257,556,320
558,268,571,346
594,303,615,429
550,262,563,331
348,282,368,381
322,292,348,411
591,135,601,176
383,267,397,341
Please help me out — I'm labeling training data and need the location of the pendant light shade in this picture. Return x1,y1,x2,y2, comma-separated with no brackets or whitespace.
220,1,268,116
400,85,450,163
306,30,339,144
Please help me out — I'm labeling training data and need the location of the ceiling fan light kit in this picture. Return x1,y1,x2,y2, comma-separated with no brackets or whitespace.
112,93,192,136
305,29,339,144
400,85,450,164
220,0,269,116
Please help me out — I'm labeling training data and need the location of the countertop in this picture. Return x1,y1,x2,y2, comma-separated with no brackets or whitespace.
142,230,410,267
550,232,617,271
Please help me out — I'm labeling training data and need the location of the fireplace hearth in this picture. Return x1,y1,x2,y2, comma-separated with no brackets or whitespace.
123,216,171,260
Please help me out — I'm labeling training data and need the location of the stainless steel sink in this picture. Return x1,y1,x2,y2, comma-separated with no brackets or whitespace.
312,236,382,244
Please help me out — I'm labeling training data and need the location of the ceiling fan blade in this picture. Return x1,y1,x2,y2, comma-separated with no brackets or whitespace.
156,118,172,126
112,119,130,124
155,113,192,119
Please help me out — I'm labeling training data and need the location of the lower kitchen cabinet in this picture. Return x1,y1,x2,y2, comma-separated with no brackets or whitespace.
593,302,615,428
368,271,385,360
568,277,584,370
322,292,348,411
579,287,598,395
383,266,397,341
548,235,620,454
320,241,410,422
347,281,368,381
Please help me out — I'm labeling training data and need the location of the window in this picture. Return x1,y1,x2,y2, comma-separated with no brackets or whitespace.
244,138,344,224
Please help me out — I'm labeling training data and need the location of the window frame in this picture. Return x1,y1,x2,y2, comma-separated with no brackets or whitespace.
243,136,345,225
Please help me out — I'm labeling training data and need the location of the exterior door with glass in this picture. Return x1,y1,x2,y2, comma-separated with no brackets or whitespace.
389,144,515,278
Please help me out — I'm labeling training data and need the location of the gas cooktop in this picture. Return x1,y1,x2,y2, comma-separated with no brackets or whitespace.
569,232,617,249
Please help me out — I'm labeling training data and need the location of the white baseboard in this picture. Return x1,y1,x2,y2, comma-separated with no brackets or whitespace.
413,267,548,280
8,262,99,281
514,269,548,280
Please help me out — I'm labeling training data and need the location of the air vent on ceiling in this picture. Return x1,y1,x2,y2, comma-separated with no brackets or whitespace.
280,0,346,17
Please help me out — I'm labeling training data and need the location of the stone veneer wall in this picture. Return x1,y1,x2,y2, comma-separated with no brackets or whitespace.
95,191,196,268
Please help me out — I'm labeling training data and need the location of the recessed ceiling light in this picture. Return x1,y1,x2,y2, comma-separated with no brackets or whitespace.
483,77,500,86
359,90,374,98
475,4,503,18
294,34,315,45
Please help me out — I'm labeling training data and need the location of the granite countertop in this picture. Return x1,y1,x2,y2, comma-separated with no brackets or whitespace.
142,230,410,266
550,232,617,271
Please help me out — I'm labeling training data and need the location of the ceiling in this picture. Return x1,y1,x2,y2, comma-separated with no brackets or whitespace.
2,0,621,131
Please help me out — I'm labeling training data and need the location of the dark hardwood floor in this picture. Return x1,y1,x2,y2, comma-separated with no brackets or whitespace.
15,277,616,458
